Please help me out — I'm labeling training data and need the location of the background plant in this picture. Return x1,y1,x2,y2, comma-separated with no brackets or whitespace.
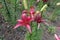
0,0,60,40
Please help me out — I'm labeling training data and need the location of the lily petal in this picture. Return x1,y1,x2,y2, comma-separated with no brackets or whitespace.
27,16,32,22
21,13,27,20
17,19,23,22
43,21,49,26
42,19,49,26
41,19,45,22
30,6,35,19
30,6,35,14
31,14,34,19
22,10,28,14
13,23,21,29
54,34,60,40
26,24,32,33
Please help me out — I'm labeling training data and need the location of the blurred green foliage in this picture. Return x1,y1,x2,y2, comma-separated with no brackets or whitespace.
25,22,43,40
0,0,24,25
49,6,60,21
48,26,56,34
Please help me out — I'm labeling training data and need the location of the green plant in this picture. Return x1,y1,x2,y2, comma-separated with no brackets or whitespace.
0,0,60,40
48,26,56,34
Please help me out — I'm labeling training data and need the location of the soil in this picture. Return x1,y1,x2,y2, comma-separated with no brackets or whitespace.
0,14,26,40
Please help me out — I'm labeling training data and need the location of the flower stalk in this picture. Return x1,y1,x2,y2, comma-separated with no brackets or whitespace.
23,0,28,9
40,4,48,12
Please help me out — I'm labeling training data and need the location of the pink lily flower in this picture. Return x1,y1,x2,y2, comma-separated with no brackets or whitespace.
22,10,28,14
22,6,35,20
29,6,35,19
13,13,32,33
34,13,42,23
34,12,49,29
34,13,42,29
54,34,60,40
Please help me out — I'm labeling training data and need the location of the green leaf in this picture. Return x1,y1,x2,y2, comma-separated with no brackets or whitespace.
37,0,43,10
25,22,43,40
49,6,60,21
27,0,35,8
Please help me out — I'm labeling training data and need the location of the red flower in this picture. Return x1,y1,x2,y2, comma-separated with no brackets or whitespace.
42,0,48,2
22,10,28,14
34,11,49,29
34,12,42,23
13,13,32,33
29,6,35,19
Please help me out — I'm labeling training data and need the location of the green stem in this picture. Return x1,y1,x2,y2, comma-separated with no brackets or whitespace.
40,4,48,12
15,0,17,11
29,22,33,40
3,0,11,17
30,33,32,40
36,23,38,35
